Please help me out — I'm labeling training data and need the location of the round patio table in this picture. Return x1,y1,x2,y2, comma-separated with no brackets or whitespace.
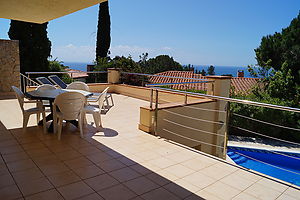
25,89,93,132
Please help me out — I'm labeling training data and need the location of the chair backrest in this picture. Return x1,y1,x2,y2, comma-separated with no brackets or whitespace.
36,84,56,91
36,77,53,85
54,92,86,120
98,87,109,110
48,75,67,89
11,86,25,112
66,81,89,91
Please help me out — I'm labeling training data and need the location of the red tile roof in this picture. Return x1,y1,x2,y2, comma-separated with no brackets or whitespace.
149,71,260,95
66,68,88,79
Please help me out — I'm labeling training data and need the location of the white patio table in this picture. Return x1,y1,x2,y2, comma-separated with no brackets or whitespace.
26,88,93,132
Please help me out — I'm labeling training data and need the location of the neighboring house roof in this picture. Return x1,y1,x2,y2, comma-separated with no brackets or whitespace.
149,71,260,95
66,68,88,79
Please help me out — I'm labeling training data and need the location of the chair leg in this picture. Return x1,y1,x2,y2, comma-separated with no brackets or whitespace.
23,114,30,133
78,114,84,138
92,113,100,130
57,118,63,140
110,94,114,106
36,113,40,124
42,111,47,134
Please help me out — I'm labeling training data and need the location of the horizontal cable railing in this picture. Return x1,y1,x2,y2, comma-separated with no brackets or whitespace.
25,71,107,75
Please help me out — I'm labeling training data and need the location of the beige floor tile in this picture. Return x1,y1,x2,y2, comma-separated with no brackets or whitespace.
109,167,141,182
97,184,137,200
72,164,105,179
130,164,153,175
234,169,262,182
0,173,15,189
181,157,215,171
163,164,195,178
244,183,282,200
3,151,29,163
96,158,126,172
25,189,64,200
0,139,18,148
147,157,176,169
86,152,113,163
174,178,201,193
196,190,222,200
47,170,80,187
0,144,24,155
17,176,54,197
182,172,216,189
57,181,94,200
124,176,160,195
198,164,234,180
85,174,119,191
7,159,36,173
256,178,289,193
39,162,70,176
76,193,104,200
26,148,53,159
141,187,180,200
232,192,261,200
12,167,44,183
145,172,171,186
0,184,23,200
77,146,102,156
64,156,93,169
276,193,299,200
220,172,256,191
55,150,81,161
117,156,138,166
201,181,241,200
163,182,196,199
283,187,300,199
21,142,45,151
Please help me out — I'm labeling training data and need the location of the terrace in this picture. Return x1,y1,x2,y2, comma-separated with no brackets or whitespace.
0,69,299,200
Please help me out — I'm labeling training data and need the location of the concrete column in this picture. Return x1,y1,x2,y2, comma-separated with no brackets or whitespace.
107,68,121,84
0,39,20,95
206,76,231,159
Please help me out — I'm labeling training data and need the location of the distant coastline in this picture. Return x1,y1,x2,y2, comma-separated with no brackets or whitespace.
64,62,252,78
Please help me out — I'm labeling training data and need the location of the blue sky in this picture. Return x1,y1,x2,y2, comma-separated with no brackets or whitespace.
0,0,299,66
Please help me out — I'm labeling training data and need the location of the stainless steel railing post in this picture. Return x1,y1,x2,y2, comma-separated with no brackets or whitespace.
154,89,159,135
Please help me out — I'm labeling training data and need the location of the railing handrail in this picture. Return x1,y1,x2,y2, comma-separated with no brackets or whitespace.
20,73,40,86
121,72,214,82
151,87,300,113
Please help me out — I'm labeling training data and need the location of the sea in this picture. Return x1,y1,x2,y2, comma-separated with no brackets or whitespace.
64,62,251,78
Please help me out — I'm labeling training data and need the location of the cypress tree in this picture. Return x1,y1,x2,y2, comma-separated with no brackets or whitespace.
96,1,111,62
8,20,51,74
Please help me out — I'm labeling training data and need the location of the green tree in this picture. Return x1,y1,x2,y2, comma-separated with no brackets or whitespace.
200,69,206,76
96,1,111,61
143,55,182,74
207,65,215,75
255,12,300,82
8,20,51,74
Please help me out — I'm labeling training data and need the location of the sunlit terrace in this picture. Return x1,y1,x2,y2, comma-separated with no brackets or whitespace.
0,76,299,200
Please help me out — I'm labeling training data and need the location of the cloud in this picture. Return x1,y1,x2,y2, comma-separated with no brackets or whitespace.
51,44,95,62
51,44,175,63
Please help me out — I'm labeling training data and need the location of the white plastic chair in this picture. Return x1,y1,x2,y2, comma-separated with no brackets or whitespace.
35,84,56,109
53,92,86,140
83,87,109,130
12,86,46,133
66,81,89,91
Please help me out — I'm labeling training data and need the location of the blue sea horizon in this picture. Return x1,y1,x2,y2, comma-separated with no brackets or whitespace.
64,62,252,78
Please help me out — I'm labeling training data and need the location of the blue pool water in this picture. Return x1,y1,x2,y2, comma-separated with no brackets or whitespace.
227,146,300,186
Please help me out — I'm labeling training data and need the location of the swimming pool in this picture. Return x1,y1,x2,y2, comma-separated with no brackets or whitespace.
227,146,300,186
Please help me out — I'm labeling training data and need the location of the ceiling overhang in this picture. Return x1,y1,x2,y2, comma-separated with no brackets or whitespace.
0,0,108,24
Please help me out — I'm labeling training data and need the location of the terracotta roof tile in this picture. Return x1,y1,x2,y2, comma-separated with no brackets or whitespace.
149,71,260,94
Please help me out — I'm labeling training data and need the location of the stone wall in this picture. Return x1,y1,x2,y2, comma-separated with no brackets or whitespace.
0,39,20,94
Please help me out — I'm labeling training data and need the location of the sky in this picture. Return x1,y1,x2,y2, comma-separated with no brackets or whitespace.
0,0,299,66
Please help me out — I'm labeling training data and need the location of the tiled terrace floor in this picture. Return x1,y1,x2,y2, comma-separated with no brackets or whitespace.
0,94,299,200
